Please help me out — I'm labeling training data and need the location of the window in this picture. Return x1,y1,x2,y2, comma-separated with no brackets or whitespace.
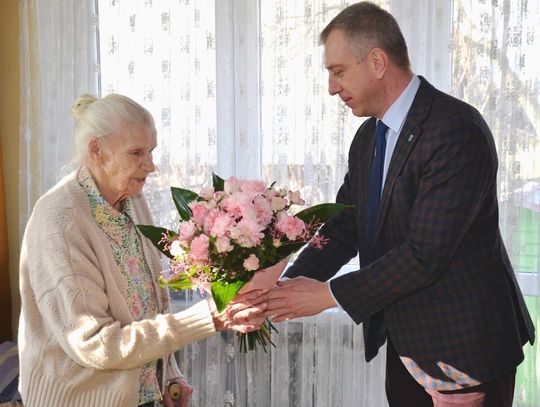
97,1,539,405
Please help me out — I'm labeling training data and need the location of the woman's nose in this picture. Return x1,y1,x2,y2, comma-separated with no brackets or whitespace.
142,153,155,173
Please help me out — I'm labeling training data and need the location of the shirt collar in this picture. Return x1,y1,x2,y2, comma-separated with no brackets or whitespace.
381,74,421,134
77,166,133,245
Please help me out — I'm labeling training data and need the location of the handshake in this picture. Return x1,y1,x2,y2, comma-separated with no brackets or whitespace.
208,274,339,334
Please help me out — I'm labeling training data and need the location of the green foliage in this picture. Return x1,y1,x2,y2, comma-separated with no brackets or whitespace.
158,276,193,290
171,187,198,221
212,173,225,192
137,175,353,352
136,224,177,259
295,202,352,223
211,280,247,312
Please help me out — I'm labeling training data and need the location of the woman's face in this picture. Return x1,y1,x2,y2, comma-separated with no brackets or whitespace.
94,123,157,204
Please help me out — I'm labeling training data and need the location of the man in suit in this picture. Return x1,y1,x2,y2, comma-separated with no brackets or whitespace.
264,2,535,406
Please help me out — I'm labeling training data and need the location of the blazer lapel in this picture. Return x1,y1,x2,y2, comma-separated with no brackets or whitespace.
374,77,435,243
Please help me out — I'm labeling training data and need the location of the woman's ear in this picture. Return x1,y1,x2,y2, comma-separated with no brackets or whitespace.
87,138,102,164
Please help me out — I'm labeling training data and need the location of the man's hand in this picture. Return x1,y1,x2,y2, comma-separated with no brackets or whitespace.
209,289,269,333
266,276,337,322
162,377,192,407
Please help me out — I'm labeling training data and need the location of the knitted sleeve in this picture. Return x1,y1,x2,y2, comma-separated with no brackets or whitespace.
23,200,216,371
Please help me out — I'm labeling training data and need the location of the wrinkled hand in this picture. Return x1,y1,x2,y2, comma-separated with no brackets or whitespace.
162,377,192,407
266,276,337,322
209,289,269,333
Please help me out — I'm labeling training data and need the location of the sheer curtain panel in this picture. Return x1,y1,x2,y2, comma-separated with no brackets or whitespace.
19,0,540,406
19,0,99,237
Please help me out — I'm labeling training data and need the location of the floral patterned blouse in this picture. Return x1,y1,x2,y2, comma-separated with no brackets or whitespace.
78,166,161,405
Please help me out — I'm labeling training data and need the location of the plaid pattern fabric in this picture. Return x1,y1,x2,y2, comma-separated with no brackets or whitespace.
286,77,535,390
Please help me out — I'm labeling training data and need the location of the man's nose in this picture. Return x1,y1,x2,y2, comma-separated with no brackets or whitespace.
328,77,341,96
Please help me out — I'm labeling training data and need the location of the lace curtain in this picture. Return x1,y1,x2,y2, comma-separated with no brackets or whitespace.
19,0,539,406
19,0,100,237
451,2,540,404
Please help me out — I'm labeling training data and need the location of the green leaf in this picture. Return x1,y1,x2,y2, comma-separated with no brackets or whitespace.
159,276,193,290
211,280,247,312
295,203,352,223
171,187,198,221
212,173,225,192
137,224,177,259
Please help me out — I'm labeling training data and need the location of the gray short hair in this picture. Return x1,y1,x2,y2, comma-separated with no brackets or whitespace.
320,1,410,70
71,93,156,164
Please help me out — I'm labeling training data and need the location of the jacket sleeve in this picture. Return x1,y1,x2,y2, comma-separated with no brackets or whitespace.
23,206,216,371
330,116,497,323
284,171,359,281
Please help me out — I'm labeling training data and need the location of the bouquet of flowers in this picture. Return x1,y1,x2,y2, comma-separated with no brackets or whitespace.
137,174,349,352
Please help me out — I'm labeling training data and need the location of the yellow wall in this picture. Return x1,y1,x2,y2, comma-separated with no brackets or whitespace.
0,0,21,340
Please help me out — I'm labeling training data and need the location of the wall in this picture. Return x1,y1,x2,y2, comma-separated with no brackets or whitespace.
0,0,20,341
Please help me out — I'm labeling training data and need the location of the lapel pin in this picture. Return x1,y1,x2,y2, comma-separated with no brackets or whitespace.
407,134,414,143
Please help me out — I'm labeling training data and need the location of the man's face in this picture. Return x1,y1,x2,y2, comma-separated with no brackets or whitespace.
324,29,378,117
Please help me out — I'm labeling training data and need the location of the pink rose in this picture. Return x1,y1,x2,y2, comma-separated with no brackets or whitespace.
276,213,305,241
243,254,260,271
190,234,209,262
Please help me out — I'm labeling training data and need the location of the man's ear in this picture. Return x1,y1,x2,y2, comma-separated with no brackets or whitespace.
369,48,388,79
87,138,102,163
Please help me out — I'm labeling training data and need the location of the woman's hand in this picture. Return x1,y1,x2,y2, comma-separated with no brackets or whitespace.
209,289,269,333
162,377,193,407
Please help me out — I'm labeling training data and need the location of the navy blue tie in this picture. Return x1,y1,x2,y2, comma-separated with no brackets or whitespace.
361,120,388,267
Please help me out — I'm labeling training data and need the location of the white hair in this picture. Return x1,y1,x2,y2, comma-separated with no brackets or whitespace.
71,93,156,164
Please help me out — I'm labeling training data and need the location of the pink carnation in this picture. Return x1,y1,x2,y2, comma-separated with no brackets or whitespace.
191,202,209,226
221,191,252,218
276,213,305,241
203,208,221,235
199,187,214,200
211,212,233,237
241,180,266,194
224,176,241,194
271,196,287,211
190,234,209,262
243,254,260,271
215,236,233,253
179,220,196,243
240,202,258,221
230,217,265,248
254,195,274,227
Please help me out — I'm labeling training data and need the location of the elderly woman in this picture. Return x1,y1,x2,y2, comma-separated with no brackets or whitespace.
18,94,263,407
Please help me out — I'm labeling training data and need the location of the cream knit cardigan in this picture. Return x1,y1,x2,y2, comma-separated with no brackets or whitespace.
18,171,216,407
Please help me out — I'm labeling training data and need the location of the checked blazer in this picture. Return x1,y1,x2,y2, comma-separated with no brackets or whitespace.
285,77,535,391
